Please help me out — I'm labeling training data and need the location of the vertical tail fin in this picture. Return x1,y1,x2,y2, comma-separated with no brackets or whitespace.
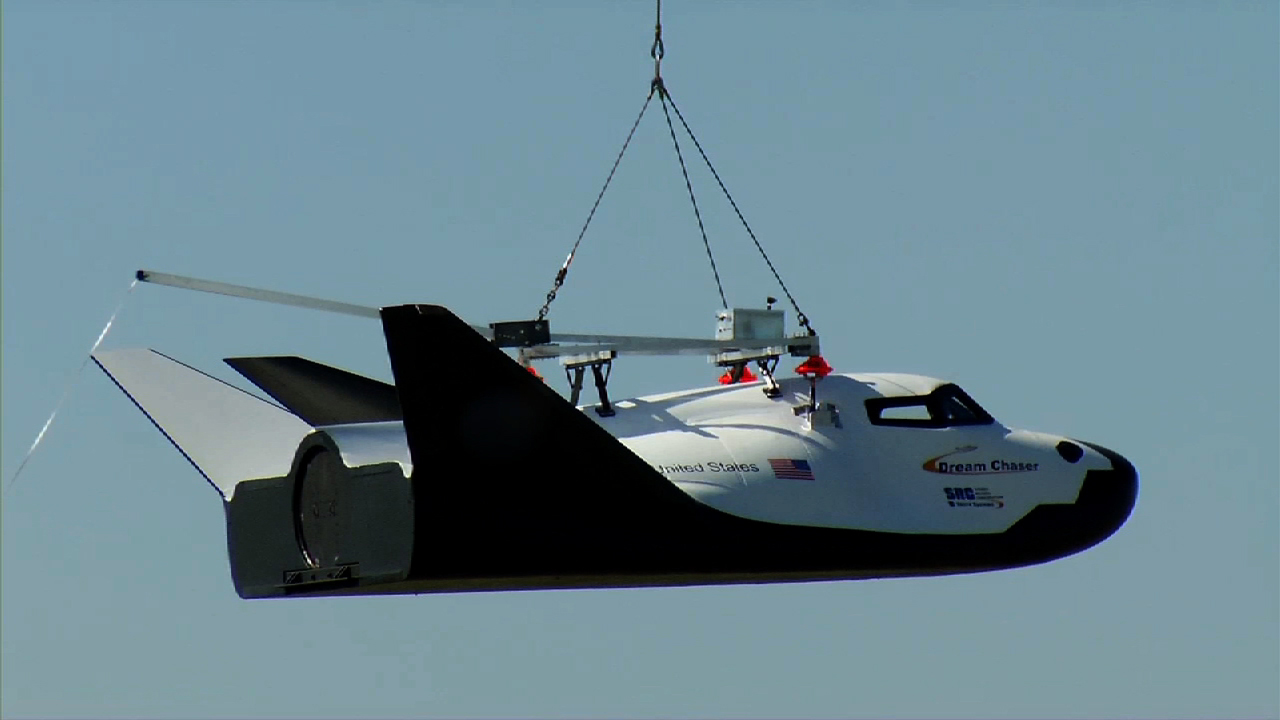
378,304,704,578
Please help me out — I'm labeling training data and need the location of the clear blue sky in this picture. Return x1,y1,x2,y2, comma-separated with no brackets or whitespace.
3,2,1276,718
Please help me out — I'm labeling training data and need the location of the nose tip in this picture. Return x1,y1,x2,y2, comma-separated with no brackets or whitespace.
1001,441,1138,565
1077,441,1139,537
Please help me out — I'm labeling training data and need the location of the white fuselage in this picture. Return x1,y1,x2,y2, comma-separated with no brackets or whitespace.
587,373,1109,535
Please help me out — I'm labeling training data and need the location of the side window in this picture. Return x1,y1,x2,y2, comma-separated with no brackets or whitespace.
865,384,994,428
877,401,932,423
866,396,939,427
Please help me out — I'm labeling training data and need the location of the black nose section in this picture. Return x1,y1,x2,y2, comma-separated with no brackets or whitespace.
1073,441,1139,543
1002,440,1138,565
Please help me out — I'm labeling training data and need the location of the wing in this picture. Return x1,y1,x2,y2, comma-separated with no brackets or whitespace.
92,348,313,499
224,356,401,426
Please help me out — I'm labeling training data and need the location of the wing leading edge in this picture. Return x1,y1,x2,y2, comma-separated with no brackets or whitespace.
92,348,312,499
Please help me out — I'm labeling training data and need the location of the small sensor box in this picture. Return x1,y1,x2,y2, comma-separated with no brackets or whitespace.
715,308,785,342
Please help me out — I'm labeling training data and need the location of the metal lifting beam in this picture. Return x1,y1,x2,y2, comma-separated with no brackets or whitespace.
134,270,817,362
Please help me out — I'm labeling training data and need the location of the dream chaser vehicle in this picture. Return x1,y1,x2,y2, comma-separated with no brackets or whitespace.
92,271,1138,598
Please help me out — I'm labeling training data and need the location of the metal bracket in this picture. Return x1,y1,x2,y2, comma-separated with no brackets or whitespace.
281,563,359,589
756,355,782,398
491,319,551,348
793,402,841,429
713,348,783,398
791,375,821,427
562,351,618,417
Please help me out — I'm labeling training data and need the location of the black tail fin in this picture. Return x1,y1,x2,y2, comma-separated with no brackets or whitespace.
378,304,708,579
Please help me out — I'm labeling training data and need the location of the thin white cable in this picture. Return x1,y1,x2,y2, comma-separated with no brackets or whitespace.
4,278,139,496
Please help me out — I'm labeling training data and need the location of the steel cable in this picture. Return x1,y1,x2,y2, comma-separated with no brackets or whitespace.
537,88,656,321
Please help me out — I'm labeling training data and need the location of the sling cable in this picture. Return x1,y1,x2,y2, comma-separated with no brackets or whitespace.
533,0,830,386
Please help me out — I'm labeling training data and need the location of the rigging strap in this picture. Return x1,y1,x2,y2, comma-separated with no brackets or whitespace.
659,87,817,336
658,81,728,309
540,0,816,337
537,87,656,321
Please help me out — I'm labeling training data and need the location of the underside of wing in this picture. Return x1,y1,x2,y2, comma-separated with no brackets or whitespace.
224,356,401,426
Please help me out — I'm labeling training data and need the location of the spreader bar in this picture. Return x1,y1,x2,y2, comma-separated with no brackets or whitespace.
136,270,383,320
133,270,819,359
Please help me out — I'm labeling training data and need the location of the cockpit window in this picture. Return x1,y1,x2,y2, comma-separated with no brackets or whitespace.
879,404,932,422
937,393,982,423
865,384,995,428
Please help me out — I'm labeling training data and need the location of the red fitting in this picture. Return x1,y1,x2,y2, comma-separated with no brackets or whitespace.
794,355,833,379
718,365,758,385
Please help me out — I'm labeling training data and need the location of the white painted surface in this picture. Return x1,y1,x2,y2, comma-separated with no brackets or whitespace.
590,373,1107,534
92,349,313,499
94,346,1107,536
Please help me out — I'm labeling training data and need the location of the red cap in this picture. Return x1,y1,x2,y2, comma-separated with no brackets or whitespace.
794,355,833,378
718,365,759,385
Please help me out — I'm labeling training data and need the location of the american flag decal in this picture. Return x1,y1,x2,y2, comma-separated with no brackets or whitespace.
769,458,815,481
